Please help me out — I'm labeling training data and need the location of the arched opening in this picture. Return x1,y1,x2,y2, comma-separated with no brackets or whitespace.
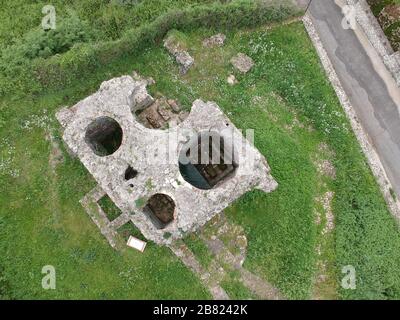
178,132,237,190
144,193,175,229
85,116,123,157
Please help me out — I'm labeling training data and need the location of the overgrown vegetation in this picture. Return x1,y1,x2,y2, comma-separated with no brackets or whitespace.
247,22,400,300
183,233,214,269
117,222,143,243
98,195,123,222
1,11,94,62
221,271,257,300
1,0,400,300
0,0,297,97
0,265,12,299
367,0,400,50
0,0,217,48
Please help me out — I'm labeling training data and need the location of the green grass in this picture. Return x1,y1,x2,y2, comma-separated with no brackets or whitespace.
0,130,210,299
221,271,257,300
0,0,217,49
0,0,298,98
98,195,123,222
183,234,214,269
242,23,400,300
122,22,400,299
117,221,145,243
1,1,400,299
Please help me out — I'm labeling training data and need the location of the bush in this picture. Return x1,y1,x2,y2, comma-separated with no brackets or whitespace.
0,0,300,97
1,11,94,61
0,11,95,97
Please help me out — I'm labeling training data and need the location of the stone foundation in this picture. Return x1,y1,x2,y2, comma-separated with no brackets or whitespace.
57,75,277,245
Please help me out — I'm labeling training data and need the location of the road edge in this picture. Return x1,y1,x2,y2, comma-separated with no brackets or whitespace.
345,0,400,86
303,13,400,220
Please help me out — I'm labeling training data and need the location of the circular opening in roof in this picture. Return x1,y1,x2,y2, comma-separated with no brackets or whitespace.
178,131,237,190
85,116,123,157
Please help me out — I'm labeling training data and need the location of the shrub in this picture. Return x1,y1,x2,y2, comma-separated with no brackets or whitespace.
0,0,300,97
1,11,94,62
0,11,95,97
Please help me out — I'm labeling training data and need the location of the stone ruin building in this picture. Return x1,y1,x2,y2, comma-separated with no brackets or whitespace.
56,74,278,246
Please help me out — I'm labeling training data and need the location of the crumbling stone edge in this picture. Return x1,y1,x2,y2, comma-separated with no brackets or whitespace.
303,13,400,220
346,0,400,86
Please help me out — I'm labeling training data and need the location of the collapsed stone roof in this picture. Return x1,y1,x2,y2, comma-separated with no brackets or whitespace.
56,75,277,245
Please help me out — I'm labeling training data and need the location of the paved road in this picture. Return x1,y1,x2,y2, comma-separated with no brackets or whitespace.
308,0,400,198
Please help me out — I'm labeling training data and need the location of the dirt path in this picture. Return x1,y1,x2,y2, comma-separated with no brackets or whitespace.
169,241,230,300
46,130,64,225
170,213,283,300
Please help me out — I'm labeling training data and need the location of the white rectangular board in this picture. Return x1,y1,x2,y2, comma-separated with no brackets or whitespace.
127,236,147,252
